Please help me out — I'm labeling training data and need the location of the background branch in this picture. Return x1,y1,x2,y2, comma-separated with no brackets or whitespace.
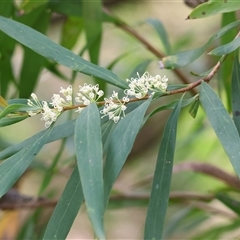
103,8,197,96
132,161,240,190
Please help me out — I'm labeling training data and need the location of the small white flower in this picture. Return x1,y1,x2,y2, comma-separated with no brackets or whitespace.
100,91,128,123
124,72,168,99
75,83,104,106
51,85,73,111
27,93,43,116
41,101,60,128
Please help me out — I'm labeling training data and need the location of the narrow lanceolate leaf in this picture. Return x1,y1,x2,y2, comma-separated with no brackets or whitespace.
216,192,240,216
103,98,152,208
75,103,105,240
0,95,8,108
209,37,240,56
0,114,28,127
145,18,171,55
0,103,36,119
187,0,240,19
218,12,237,112
232,53,240,135
0,120,76,160
160,20,240,69
0,16,127,89
0,127,52,198
200,81,240,177
43,166,84,240
144,96,182,240
82,0,106,92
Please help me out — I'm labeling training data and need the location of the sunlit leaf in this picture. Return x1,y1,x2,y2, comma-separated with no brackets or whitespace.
187,0,240,19
218,12,237,112
200,81,240,177
19,0,48,13
231,53,240,135
0,95,8,108
75,103,105,239
209,37,240,56
43,166,84,240
144,96,182,239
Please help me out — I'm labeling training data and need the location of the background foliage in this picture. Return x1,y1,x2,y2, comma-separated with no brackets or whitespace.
1,0,240,239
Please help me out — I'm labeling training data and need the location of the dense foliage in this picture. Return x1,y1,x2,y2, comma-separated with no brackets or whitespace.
1,0,240,239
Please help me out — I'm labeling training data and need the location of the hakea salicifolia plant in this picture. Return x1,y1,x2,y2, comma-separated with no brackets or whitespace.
27,72,168,128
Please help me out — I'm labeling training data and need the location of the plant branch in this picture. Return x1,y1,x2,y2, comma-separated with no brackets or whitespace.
0,190,213,210
132,161,240,191
103,8,197,96
173,161,240,190
169,30,240,95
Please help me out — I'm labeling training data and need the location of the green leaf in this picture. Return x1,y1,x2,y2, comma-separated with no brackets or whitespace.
129,59,152,78
218,12,237,112
19,0,48,13
83,0,102,65
0,95,8,108
160,20,240,69
209,37,240,56
0,36,15,97
49,0,122,24
0,114,29,127
106,50,135,71
216,192,240,216
0,119,76,160
0,127,52,198
43,166,84,240
146,96,195,120
187,0,240,19
48,0,82,17
19,6,50,98
192,218,240,239
75,103,105,239
0,103,36,119
103,98,152,208
189,97,200,118
145,18,171,54
61,16,83,49
200,81,240,177
144,96,182,240
0,0,14,17
0,16,127,89
38,139,66,195
232,53,240,135
82,0,106,92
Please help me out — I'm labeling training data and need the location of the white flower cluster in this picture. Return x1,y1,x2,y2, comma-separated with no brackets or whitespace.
100,91,129,123
125,72,168,99
75,84,104,113
27,72,168,128
27,86,73,128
